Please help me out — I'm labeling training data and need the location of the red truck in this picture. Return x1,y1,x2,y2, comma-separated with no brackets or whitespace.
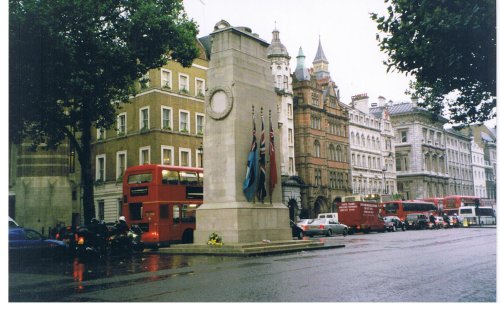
338,202,387,234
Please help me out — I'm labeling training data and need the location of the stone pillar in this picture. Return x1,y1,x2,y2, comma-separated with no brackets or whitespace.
194,21,290,244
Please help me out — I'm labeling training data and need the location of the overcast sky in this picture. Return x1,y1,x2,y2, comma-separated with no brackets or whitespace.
183,0,415,106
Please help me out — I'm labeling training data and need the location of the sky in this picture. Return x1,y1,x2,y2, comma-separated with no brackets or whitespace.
183,0,415,106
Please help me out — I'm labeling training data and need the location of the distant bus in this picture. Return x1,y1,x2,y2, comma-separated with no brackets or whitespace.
444,195,480,209
122,164,203,249
443,206,496,225
383,201,438,220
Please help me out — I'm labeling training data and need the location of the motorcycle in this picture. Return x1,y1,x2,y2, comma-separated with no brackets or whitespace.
75,226,108,260
129,225,145,253
107,224,144,256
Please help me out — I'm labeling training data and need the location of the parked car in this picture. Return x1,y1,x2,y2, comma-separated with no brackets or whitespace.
405,213,430,230
383,216,406,232
434,216,446,229
290,220,304,240
302,218,349,237
9,227,68,263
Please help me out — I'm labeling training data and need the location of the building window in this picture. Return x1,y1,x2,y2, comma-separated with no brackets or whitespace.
161,69,172,88
329,144,335,161
314,140,321,158
96,154,106,181
140,107,149,130
287,103,293,119
179,74,189,92
179,148,191,167
284,75,289,90
98,200,105,221
161,106,172,130
196,113,205,135
161,145,174,165
139,146,150,165
196,149,203,168
116,151,127,180
195,78,205,97
288,157,294,175
314,168,322,186
179,110,190,133
401,130,408,143
117,113,127,135
288,128,293,146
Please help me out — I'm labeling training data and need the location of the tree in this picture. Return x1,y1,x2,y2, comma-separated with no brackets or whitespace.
371,0,496,126
10,0,199,224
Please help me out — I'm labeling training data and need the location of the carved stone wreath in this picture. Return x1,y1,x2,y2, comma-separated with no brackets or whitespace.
206,86,234,120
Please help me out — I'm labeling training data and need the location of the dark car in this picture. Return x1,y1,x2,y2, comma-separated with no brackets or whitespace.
290,220,304,240
9,227,67,263
383,216,406,231
405,213,430,230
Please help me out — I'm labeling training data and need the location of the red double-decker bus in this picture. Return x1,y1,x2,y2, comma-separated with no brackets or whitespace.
383,200,438,220
418,197,444,211
122,164,203,249
444,195,480,210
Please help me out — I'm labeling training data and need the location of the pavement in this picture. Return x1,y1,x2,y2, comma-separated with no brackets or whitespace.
151,239,345,256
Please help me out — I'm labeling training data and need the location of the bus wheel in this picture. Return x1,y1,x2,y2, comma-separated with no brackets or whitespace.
182,229,194,244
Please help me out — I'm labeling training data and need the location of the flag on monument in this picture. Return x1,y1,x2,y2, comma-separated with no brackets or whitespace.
256,115,267,201
243,114,258,201
269,116,277,196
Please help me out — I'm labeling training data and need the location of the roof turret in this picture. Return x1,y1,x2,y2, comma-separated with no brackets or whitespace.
294,46,310,81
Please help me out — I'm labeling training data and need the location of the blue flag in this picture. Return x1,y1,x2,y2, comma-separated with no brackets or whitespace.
243,115,258,201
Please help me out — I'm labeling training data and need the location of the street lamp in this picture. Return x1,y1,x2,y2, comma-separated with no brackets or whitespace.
382,166,387,194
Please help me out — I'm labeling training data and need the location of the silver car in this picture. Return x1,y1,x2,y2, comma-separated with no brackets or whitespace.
302,218,348,237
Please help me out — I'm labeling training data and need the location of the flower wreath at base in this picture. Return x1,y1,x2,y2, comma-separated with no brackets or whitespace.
207,232,223,246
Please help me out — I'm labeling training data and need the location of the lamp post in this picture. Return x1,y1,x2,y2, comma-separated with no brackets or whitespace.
382,166,387,195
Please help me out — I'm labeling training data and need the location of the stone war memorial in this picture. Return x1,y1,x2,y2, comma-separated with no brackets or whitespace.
164,21,336,255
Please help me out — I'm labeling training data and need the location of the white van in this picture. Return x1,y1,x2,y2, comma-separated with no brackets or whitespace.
317,213,338,222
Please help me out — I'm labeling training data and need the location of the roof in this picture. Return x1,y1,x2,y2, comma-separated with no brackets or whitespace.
369,102,448,123
313,37,328,64
266,29,290,59
294,46,310,81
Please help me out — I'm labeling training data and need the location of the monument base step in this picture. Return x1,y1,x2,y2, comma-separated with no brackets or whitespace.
149,240,345,256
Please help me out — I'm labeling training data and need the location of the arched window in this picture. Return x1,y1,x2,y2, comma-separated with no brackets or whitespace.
356,133,360,145
336,145,342,162
314,140,321,158
351,131,355,142
352,153,356,166
361,135,365,147
329,144,335,160
367,136,371,149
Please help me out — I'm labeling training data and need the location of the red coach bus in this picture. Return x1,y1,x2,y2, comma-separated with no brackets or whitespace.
122,164,203,249
444,195,480,209
383,201,438,220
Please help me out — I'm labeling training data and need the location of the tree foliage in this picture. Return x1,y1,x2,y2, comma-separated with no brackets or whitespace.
371,0,496,125
10,0,199,223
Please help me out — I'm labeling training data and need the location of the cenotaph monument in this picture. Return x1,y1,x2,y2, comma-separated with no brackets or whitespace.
194,20,291,244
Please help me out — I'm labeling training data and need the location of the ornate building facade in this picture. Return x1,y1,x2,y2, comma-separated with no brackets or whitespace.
266,28,302,219
444,128,474,196
292,40,351,218
350,94,397,196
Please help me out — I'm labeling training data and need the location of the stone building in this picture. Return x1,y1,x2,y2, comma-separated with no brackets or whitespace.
91,40,208,222
470,139,487,198
374,101,449,200
266,27,302,220
350,94,397,196
9,139,82,235
461,124,497,200
292,40,351,218
444,128,474,196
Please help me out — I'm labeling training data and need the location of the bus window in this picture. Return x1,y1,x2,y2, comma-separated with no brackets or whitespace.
129,203,143,220
384,203,398,214
173,205,180,224
181,204,197,223
162,170,179,184
128,173,152,184
180,171,198,185
460,208,473,215
160,204,169,219
198,173,204,186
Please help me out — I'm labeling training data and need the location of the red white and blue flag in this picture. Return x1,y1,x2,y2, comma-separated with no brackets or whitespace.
256,115,267,202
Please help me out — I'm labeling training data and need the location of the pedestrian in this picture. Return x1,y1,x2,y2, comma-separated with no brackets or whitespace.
429,213,436,228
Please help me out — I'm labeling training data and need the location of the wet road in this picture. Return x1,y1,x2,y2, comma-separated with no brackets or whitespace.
9,227,496,302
